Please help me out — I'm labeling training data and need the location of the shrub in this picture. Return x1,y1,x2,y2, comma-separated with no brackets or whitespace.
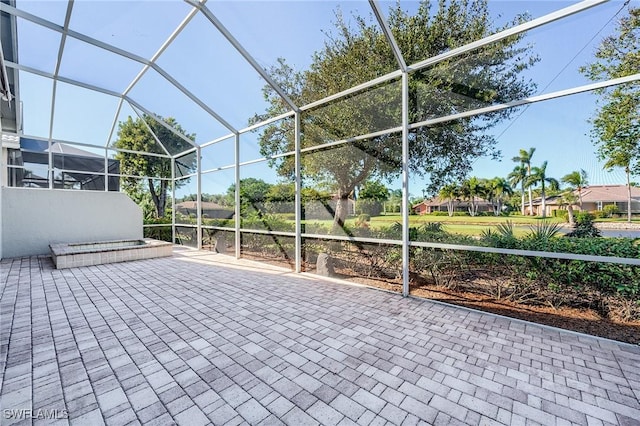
241,213,294,232
602,204,620,218
358,213,371,222
480,220,520,249
566,212,601,238
301,222,331,235
203,218,234,227
144,225,172,242
553,209,569,221
421,222,444,233
355,214,371,229
526,221,562,242
429,211,449,216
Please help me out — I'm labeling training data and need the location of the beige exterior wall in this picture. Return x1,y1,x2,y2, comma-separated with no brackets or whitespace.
1,187,142,258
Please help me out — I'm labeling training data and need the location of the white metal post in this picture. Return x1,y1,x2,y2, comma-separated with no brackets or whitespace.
171,157,176,244
104,148,108,191
401,72,410,297
47,77,56,190
47,138,53,189
196,146,202,250
235,133,241,259
294,112,302,273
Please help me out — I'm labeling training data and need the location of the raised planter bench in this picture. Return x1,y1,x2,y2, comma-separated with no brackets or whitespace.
50,238,173,269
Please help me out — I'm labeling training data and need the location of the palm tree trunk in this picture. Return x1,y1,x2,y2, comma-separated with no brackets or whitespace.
520,184,525,215
541,190,546,218
527,164,533,215
567,205,575,226
578,189,583,211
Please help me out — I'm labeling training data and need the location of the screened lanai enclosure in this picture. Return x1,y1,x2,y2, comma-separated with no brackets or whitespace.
1,0,640,319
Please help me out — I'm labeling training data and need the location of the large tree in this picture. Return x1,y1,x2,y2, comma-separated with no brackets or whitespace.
114,115,196,218
581,7,640,223
254,0,538,228
227,178,272,216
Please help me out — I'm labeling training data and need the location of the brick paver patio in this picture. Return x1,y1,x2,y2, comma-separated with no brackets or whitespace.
1,247,639,425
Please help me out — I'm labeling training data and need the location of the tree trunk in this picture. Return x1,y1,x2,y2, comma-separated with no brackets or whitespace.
520,184,525,215
567,205,575,226
527,187,533,216
541,188,546,218
148,178,164,218
333,190,351,229
447,200,454,217
627,167,632,223
159,180,167,218
578,189,583,211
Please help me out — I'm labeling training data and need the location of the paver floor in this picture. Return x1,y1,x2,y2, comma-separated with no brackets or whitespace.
1,247,639,425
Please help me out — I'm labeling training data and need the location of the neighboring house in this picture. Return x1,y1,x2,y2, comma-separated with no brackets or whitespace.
533,185,640,216
4,137,119,190
413,196,493,215
175,201,234,219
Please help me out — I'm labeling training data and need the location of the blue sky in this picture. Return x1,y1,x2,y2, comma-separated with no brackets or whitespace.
13,0,637,197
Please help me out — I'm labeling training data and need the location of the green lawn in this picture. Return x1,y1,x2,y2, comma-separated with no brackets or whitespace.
301,214,566,237
370,214,563,226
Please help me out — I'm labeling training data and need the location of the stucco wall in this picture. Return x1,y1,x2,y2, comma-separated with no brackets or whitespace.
1,188,143,258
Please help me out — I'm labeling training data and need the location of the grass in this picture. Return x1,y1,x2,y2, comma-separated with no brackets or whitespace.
300,214,565,237
371,214,564,226
593,217,640,223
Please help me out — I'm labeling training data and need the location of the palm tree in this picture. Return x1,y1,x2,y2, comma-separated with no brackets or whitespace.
486,177,513,216
438,183,459,217
512,148,536,215
460,177,485,217
559,191,578,226
527,161,559,218
604,152,633,223
508,165,527,215
561,169,589,210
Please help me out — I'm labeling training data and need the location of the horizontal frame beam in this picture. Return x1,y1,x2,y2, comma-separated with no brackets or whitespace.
410,73,640,130
187,0,299,112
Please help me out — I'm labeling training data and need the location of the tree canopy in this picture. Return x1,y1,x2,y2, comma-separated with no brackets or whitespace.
581,7,640,222
254,0,538,227
358,180,391,201
114,115,196,218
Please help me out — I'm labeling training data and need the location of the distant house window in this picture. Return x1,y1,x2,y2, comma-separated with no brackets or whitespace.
597,201,603,211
